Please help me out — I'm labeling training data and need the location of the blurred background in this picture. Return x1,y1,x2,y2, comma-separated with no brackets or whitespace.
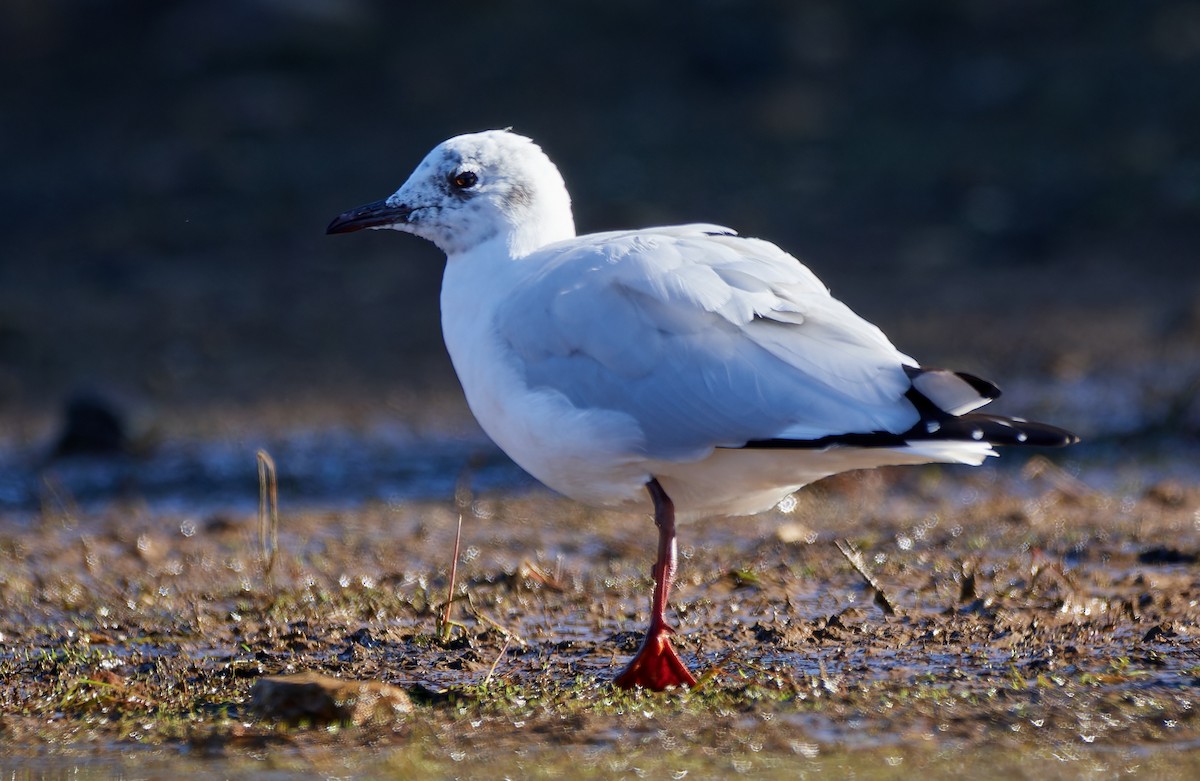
2,0,1199,446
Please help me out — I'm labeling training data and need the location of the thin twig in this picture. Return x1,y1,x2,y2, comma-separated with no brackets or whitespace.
835,539,896,615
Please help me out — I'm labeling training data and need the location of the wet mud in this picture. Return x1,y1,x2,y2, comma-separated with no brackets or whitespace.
1,454,1198,777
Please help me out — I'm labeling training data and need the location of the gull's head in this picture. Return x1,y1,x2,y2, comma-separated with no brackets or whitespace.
327,129,576,257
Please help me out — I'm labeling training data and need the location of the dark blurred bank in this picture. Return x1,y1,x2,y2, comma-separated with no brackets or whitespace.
2,1,1199,433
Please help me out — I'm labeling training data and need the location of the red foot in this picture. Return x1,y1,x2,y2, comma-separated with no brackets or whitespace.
613,625,697,690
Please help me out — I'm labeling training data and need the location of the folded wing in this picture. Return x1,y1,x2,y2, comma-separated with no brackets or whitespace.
495,225,1069,462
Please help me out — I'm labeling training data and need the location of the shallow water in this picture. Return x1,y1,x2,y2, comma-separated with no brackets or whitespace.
2,417,1198,525
1,345,1197,524
0,426,534,519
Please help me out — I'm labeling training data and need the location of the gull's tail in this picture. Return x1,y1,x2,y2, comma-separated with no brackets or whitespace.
899,366,1078,448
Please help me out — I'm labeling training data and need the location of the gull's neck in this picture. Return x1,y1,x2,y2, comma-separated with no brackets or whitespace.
504,192,576,259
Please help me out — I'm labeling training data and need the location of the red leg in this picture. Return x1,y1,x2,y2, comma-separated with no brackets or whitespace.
613,479,697,690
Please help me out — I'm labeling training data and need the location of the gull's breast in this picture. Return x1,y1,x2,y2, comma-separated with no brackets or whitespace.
439,256,653,509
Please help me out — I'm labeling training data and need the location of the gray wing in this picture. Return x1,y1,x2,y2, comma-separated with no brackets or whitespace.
495,225,926,461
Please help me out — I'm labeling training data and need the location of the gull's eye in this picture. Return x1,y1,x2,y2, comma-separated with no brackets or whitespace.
450,170,478,189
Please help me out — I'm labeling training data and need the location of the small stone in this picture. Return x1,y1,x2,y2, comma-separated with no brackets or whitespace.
1137,546,1198,565
1142,623,1177,643
249,672,413,726
52,392,129,457
1143,480,1189,508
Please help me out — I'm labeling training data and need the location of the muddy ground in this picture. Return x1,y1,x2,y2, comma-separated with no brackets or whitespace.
1,447,1199,778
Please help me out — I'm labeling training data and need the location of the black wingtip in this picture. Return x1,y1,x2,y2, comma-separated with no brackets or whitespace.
924,414,1079,448
737,416,1078,451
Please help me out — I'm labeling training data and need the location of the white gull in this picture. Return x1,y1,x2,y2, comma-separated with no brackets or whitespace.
328,129,1077,690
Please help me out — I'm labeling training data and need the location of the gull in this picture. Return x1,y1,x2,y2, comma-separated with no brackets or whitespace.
328,129,1077,690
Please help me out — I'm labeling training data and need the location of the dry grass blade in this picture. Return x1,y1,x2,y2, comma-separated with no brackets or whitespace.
455,457,475,513
1021,454,1092,500
436,458,477,640
465,593,527,647
514,560,566,592
958,559,980,604
818,658,842,694
835,539,897,615
691,649,740,690
39,473,79,527
439,513,464,642
256,449,279,578
483,635,513,686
